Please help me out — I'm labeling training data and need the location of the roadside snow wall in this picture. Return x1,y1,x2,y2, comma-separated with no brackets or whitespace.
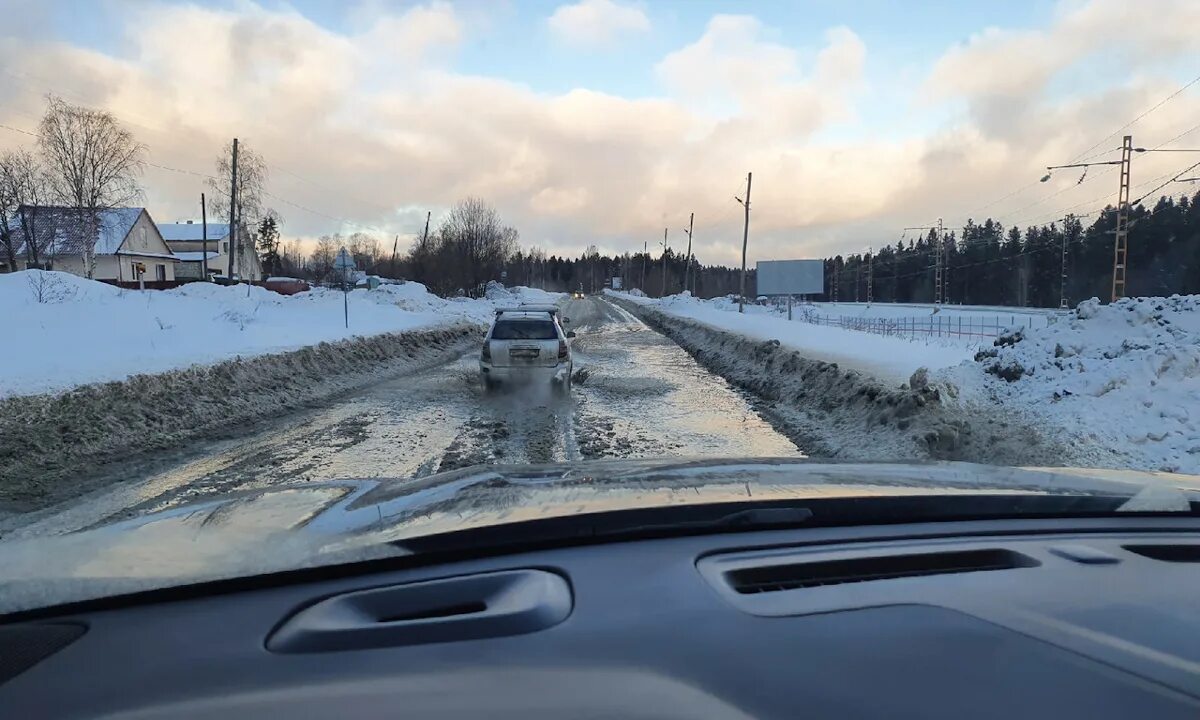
0,325,482,511
950,295,1200,473
608,295,1064,465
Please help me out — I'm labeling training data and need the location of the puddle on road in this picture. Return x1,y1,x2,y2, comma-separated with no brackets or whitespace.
571,307,802,460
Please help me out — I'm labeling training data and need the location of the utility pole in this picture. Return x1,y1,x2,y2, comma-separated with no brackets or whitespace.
902,223,939,304
660,228,668,297
835,256,844,302
200,193,208,279
1059,216,1070,310
934,217,944,305
641,240,647,292
943,229,952,304
682,212,694,295
1112,135,1132,302
390,235,398,278
866,247,873,304
1041,134,1200,302
736,172,752,313
225,138,239,281
855,260,860,302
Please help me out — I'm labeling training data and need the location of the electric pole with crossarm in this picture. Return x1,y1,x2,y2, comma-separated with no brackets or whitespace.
736,172,752,313
1042,135,1200,301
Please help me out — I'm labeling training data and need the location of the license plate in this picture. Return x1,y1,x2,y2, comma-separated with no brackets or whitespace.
509,348,540,359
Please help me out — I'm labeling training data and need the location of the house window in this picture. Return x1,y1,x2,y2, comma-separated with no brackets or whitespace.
156,264,166,281
223,241,229,253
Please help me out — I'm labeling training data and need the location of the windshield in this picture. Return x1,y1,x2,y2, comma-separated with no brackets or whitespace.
491,319,559,340
1,0,1198,614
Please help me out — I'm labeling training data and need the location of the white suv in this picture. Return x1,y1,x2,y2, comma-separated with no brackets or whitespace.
480,305,575,391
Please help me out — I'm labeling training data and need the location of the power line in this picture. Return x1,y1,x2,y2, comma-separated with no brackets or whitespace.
1131,159,1200,206
0,123,36,137
1066,71,1200,164
954,71,1200,226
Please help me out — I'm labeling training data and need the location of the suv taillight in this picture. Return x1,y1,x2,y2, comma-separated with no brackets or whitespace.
558,340,568,359
481,342,491,361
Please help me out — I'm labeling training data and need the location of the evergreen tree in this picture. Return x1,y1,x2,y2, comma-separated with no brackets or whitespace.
257,215,281,277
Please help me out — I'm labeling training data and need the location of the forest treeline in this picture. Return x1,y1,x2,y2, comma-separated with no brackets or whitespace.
274,190,1200,305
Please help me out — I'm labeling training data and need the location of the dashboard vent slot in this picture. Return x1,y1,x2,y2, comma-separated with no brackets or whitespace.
726,549,1037,594
1124,545,1200,562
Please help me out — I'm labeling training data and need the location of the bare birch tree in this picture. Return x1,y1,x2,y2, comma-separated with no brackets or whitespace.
309,233,341,283
37,95,145,277
206,141,272,278
206,141,270,227
0,149,54,268
419,198,518,296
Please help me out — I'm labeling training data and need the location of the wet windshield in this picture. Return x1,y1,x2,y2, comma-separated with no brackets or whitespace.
491,320,559,340
1,1,1198,612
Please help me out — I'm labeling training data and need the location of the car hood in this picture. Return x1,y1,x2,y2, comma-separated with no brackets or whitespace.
2,458,1198,615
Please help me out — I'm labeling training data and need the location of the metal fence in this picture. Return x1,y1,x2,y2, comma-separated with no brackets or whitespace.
793,308,1052,341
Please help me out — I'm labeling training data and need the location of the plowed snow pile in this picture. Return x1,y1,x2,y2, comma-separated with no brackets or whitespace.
0,271,559,398
942,295,1200,473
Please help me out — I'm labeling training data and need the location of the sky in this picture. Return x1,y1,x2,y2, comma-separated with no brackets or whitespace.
2,0,1199,266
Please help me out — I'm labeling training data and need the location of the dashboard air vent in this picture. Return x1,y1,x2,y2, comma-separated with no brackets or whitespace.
726,548,1037,594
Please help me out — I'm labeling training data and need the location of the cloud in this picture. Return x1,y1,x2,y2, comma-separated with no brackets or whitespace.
656,18,865,137
0,1,1198,266
547,0,650,49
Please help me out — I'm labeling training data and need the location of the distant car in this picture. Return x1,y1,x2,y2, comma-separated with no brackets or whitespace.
480,305,575,391
572,291,585,299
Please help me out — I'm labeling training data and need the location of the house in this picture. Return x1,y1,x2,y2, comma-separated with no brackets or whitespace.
5,206,178,282
157,220,263,281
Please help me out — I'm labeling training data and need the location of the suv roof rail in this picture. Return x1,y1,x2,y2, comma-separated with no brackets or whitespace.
495,304,559,316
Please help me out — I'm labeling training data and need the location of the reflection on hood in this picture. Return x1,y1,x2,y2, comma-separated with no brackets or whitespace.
0,458,1196,615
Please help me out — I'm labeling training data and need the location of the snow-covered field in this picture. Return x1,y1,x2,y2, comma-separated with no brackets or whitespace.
611,290,1200,474
614,291,973,383
1,271,560,398
685,295,1062,347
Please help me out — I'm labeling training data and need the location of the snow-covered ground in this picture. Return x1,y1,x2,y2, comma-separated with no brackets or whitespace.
613,291,973,383
1,271,560,398
610,290,1200,474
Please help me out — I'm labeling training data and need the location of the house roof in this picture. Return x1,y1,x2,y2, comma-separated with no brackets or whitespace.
8,206,145,256
119,251,179,261
158,222,231,241
174,251,220,261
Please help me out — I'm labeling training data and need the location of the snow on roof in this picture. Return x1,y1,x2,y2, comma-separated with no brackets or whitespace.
174,251,221,261
158,222,231,241
7,206,145,256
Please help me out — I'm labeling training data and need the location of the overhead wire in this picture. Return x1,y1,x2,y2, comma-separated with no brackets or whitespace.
944,70,1200,230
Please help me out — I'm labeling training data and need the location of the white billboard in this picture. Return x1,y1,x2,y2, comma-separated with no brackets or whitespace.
756,259,825,296
611,277,623,290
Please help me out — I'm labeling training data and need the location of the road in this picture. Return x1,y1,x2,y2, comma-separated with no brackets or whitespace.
2,296,804,540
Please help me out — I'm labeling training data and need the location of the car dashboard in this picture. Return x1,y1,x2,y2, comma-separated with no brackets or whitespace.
5,516,1200,719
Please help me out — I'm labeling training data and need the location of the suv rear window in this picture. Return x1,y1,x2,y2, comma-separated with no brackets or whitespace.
491,320,558,340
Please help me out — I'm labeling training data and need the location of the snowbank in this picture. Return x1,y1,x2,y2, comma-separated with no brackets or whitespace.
0,325,481,512
612,289,1200,474
609,290,972,383
944,296,1200,473
606,293,1058,466
0,272,562,398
